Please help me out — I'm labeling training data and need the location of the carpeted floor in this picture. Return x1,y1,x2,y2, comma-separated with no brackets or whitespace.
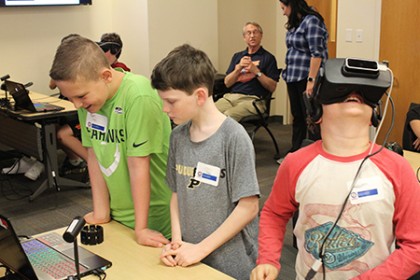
0,150,92,236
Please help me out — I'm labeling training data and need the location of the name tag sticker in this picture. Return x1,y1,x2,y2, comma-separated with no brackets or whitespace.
349,176,383,204
86,113,108,132
194,162,221,187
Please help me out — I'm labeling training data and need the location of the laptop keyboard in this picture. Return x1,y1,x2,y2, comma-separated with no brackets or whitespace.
37,232,73,251
22,239,87,280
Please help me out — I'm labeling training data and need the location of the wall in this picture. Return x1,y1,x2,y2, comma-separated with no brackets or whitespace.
0,0,218,95
336,0,382,60
110,0,150,76
378,0,420,144
0,0,382,125
148,0,218,73
275,5,290,122
0,1,112,95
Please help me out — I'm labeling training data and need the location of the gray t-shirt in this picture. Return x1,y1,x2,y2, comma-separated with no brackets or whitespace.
166,117,260,280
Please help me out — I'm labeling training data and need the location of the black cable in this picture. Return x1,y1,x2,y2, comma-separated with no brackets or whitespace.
306,93,395,280
17,235,31,240
1,157,21,175
92,269,107,280
319,93,395,261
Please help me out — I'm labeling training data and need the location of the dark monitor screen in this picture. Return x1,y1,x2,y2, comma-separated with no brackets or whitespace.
0,0,91,7
0,216,37,280
4,80,37,112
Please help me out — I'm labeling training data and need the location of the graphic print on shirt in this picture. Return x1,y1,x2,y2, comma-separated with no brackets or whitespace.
305,221,374,270
87,127,125,143
303,203,374,271
86,112,125,177
238,60,260,83
98,144,121,177
175,164,226,189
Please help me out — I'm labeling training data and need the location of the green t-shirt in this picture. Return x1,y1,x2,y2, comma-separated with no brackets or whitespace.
78,72,171,238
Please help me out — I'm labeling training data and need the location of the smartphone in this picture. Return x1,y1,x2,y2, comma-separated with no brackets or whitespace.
342,58,379,78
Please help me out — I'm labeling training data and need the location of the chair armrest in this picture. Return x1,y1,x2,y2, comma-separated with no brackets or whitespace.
252,96,273,119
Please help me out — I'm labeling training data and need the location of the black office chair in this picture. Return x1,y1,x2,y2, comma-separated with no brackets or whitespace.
213,73,229,102
212,72,281,160
239,92,280,160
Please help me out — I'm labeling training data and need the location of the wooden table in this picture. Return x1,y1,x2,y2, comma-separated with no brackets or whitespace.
404,149,420,174
53,221,234,279
0,91,89,200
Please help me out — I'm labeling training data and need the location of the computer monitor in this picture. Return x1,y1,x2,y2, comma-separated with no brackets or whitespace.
0,0,91,7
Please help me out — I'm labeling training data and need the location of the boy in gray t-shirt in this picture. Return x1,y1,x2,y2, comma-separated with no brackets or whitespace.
151,44,260,280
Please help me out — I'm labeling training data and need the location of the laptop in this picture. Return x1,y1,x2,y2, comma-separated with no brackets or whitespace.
4,80,64,113
0,214,112,280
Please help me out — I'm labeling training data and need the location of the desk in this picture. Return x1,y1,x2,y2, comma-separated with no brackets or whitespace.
404,150,420,174
0,91,89,200
50,221,234,279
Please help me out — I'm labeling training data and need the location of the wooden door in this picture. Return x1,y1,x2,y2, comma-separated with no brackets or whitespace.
306,0,337,58
378,0,420,144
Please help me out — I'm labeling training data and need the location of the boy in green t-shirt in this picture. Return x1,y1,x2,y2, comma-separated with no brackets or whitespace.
49,35,171,247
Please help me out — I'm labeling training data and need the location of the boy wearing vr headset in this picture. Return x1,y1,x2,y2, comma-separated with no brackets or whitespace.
251,58,420,279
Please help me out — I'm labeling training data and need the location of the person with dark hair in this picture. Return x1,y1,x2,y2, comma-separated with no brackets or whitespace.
403,103,420,152
250,59,420,279
98,32,131,72
151,44,260,280
50,35,171,247
278,0,328,163
215,22,280,121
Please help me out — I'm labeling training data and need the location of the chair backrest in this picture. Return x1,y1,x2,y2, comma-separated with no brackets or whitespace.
403,102,420,151
213,73,229,102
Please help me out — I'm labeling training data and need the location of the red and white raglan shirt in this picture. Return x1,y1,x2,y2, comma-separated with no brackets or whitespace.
257,141,420,279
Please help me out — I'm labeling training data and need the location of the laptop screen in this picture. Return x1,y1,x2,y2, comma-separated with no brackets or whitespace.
4,81,36,112
4,80,64,113
0,215,112,280
0,216,37,280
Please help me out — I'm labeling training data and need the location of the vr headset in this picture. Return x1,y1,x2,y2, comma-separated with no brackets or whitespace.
314,58,392,107
97,41,122,56
304,58,392,127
